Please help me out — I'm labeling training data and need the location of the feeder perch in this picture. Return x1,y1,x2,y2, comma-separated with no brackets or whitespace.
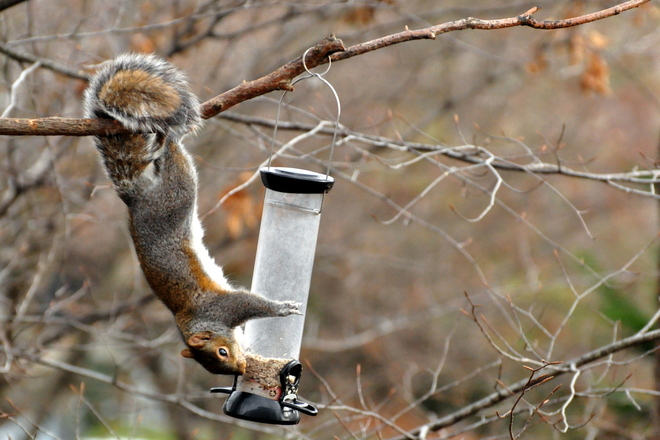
212,167,333,424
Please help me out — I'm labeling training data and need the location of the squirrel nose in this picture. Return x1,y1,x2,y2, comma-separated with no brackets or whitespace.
237,357,247,375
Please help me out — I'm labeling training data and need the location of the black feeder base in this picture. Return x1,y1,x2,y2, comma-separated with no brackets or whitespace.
210,360,318,425
223,391,301,425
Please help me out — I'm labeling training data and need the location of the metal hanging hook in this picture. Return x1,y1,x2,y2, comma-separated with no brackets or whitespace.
268,47,341,179
301,46,333,77
301,47,341,179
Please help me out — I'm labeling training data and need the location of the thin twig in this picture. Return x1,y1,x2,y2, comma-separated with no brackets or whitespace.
387,327,660,440
219,112,660,199
0,43,89,81
1,61,41,118
7,349,283,436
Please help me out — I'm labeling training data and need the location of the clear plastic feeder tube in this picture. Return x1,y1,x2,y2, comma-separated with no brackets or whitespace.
218,167,331,425
243,167,333,359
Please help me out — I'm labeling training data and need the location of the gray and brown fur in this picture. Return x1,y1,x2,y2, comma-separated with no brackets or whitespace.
84,53,300,375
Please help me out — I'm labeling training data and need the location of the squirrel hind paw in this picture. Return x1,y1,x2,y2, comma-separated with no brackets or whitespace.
83,53,201,139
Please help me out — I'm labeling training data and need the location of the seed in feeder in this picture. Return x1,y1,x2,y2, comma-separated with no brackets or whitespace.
244,353,292,390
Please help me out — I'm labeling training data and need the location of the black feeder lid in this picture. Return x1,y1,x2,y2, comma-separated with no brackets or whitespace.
260,167,334,194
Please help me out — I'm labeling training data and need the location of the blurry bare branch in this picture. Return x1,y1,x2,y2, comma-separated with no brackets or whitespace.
304,302,456,352
0,147,54,216
0,0,649,134
1,0,657,438
1,61,41,118
0,43,89,81
38,292,155,347
497,361,562,440
8,348,283,436
388,328,660,439
333,1,649,62
2,398,62,440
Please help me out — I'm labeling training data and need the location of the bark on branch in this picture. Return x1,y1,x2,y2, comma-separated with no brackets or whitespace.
0,0,650,136
333,0,649,61
199,34,345,118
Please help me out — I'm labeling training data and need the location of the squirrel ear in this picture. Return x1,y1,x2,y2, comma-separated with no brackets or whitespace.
187,332,212,349
181,348,194,358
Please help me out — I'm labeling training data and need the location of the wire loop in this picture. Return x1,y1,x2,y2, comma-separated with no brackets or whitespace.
268,47,341,179
302,47,332,77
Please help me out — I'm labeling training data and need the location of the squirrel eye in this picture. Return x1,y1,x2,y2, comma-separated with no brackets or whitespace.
218,348,228,357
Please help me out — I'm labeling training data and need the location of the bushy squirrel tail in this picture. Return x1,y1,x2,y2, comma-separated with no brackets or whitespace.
83,53,201,141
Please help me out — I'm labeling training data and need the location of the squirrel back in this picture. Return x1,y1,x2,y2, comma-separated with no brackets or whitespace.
84,54,301,375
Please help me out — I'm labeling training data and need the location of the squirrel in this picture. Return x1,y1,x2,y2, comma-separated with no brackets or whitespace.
83,53,301,375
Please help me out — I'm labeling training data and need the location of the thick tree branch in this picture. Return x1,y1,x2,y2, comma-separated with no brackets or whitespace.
199,34,345,118
0,117,128,136
0,0,649,136
204,0,649,118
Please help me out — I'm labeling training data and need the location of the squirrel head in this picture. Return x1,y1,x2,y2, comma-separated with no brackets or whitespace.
180,331,247,375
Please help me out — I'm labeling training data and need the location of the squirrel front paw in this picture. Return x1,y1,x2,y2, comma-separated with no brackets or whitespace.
275,300,303,316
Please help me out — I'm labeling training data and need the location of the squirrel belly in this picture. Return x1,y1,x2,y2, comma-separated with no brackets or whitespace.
84,54,301,375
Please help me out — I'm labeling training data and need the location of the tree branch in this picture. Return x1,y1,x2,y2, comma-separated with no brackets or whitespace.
7,349,281,436
388,328,660,440
0,0,649,136
0,117,127,136
219,111,660,198
332,0,649,61
0,42,90,81
199,34,346,118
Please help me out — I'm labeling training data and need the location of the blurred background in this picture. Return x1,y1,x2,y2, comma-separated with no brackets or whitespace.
1,0,659,438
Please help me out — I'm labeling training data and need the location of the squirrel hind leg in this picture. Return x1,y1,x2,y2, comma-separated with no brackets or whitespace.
95,133,164,191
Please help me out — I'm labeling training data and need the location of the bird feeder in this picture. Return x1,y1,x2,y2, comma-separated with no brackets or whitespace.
212,166,333,424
